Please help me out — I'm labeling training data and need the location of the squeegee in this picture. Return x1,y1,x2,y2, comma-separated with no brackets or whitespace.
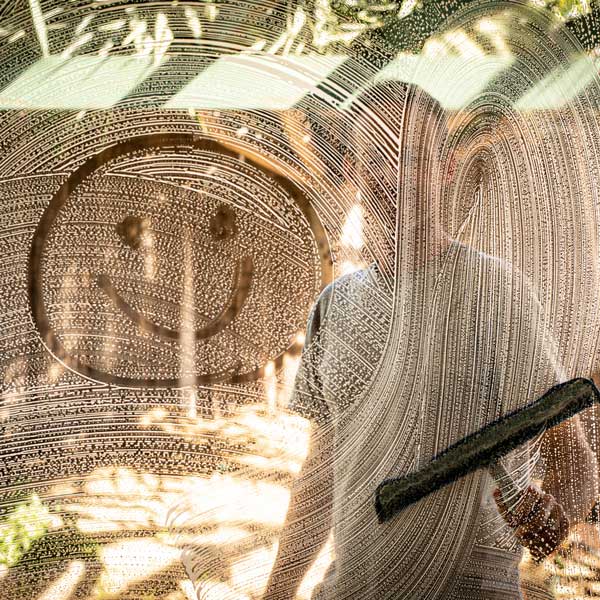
375,378,600,524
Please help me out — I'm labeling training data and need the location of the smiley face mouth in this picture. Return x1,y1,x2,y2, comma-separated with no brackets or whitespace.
96,256,254,341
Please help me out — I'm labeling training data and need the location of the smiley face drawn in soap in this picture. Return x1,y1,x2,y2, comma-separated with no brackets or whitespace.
29,134,331,388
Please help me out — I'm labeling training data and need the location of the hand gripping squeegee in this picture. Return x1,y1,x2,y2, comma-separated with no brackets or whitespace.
375,378,600,524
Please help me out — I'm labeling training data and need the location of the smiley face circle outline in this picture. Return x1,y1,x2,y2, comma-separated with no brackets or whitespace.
29,133,332,388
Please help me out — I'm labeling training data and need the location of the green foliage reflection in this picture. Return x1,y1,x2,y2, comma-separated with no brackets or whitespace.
0,495,52,568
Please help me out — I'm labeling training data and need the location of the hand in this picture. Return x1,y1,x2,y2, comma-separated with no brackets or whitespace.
493,485,570,561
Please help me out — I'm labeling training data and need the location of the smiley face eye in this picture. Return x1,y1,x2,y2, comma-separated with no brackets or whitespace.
116,215,150,250
210,205,237,241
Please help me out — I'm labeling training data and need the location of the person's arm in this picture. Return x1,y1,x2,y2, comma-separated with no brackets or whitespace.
492,266,597,558
263,423,334,599
264,289,334,599
540,415,599,524
493,415,599,562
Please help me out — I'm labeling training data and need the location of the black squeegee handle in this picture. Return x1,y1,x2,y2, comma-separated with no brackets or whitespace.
375,378,600,524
